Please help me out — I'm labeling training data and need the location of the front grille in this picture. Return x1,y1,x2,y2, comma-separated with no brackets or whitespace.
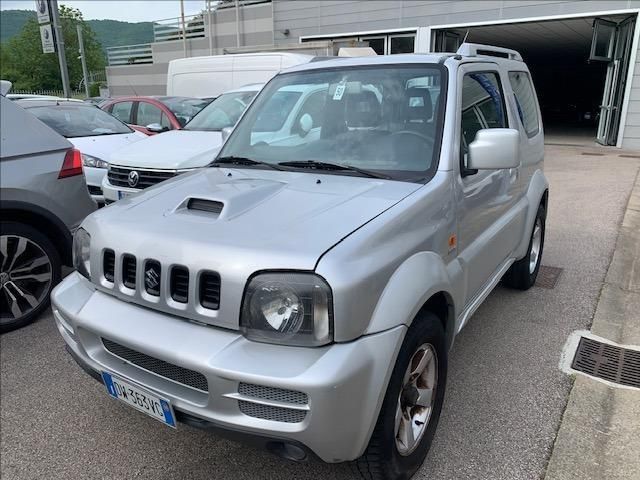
108,166,178,189
170,266,189,303
238,383,308,405
100,251,222,314
122,255,136,289
199,272,221,310
103,249,115,282
238,400,307,423
102,338,208,392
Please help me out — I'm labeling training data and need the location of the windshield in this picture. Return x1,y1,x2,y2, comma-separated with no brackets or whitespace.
28,104,133,137
161,97,210,127
184,90,258,131
217,65,445,181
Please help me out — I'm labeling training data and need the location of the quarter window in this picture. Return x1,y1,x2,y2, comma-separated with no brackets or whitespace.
509,71,539,137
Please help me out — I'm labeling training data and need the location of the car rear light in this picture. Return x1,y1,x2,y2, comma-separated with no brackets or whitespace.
59,148,83,178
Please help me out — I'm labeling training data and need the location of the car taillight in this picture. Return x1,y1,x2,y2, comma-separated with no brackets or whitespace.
58,148,83,178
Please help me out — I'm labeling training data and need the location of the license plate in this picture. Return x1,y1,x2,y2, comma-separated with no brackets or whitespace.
117,191,132,200
101,371,176,428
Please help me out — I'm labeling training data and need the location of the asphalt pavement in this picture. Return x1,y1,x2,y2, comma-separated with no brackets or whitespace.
2,145,639,480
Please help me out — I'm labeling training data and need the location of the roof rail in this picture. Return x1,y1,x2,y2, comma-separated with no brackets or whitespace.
456,43,523,62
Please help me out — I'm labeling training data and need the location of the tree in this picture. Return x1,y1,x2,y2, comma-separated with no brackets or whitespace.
0,5,105,92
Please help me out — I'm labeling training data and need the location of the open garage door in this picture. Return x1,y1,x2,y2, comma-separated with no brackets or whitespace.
433,13,638,147
590,16,636,145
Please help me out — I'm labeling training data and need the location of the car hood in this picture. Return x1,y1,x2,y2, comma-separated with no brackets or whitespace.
84,168,420,329
108,130,223,170
69,132,146,161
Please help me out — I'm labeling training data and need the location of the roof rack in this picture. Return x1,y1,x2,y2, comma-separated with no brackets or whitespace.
456,43,523,62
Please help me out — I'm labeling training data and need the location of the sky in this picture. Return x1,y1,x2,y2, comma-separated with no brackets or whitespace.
0,0,207,22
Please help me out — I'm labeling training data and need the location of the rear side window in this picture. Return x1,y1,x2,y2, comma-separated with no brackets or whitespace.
110,101,133,124
460,72,506,152
137,102,164,127
509,71,539,138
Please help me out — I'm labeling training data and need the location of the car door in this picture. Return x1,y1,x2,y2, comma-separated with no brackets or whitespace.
455,65,521,305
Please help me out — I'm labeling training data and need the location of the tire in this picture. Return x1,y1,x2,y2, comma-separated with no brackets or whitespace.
0,222,61,333
352,312,447,480
503,204,546,290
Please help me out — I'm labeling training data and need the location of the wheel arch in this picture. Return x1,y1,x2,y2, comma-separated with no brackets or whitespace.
0,202,72,266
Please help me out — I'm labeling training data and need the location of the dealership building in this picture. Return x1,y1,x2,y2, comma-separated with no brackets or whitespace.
105,0,640,149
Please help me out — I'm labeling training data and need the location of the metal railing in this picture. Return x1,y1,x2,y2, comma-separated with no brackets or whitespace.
153,13,205,43
9,88,85,98
106,43,153,66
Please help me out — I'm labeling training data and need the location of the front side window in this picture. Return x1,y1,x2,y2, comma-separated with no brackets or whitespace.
110,101,133,124
184,91,257,131
509,71,539,137
217,65,445,182
460,72,506,153
30,105,133,138
137,102,163,127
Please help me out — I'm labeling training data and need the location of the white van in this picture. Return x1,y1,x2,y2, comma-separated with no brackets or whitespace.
166,52,313,98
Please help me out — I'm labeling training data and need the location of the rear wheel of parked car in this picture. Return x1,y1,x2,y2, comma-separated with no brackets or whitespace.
353,312,447,480
503,203,546,290
0,222,61,333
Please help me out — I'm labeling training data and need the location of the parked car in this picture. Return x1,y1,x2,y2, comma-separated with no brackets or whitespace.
101,96,210,135
0,96,96,333
101,84,262,203
166,52,312,98
17,99,147,205
52,44,548,480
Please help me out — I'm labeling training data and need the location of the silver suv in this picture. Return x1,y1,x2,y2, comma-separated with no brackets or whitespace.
52,44,548,479
1,96,96,332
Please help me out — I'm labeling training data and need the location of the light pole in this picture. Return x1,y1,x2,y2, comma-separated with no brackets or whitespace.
77,24,90,98
49,0,71,97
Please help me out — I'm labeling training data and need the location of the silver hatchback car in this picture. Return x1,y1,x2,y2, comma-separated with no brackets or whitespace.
52,44,548,479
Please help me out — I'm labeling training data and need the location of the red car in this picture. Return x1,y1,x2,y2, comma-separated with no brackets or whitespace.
101,96,210,135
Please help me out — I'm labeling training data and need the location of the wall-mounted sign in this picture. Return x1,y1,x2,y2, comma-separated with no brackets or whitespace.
35,0,51,24
40,24,55,53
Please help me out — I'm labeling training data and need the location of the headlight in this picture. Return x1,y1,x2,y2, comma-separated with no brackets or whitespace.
240,272,333,347
72,228,91,280
81,154,109,169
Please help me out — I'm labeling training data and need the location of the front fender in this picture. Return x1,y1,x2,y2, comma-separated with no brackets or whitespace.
514,169,549,260
364,251,459,344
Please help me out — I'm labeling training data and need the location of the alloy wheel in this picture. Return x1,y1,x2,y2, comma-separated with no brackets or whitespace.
0,235,53,323
529,218,543,274
395,343,438,456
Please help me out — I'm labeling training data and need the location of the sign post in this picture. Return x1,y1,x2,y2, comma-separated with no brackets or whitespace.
47,0,71,98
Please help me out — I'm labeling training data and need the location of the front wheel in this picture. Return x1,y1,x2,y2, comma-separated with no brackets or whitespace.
0,222,61,333
353,313,447,480
503,203,546,290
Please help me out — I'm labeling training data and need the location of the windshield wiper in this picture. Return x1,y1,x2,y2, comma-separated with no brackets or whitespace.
278,160,391,179
212,156,286,171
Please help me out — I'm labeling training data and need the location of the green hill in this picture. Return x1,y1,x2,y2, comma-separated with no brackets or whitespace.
0,9,154,52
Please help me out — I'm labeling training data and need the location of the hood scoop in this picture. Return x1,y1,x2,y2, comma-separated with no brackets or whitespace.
187,198,224,215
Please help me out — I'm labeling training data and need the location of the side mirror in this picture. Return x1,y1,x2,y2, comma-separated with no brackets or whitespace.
298,113,313,137
221,126,234,142
467,128,520,170
146,123,168,133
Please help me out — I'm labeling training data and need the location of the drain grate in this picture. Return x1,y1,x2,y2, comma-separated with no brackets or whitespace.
572,337,640,388
535,265,563,289
581,152,605,156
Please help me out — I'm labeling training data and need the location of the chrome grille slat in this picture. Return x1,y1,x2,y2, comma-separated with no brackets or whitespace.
107,166,178,189
102,338,208,392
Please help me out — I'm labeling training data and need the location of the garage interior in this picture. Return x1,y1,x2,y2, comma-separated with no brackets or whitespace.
434,14,637,147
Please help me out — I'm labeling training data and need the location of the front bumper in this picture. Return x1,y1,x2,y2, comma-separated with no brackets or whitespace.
52,272,405,463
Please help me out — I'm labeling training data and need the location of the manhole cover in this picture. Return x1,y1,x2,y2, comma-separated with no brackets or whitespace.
572,337,640,388
535,265,563,289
